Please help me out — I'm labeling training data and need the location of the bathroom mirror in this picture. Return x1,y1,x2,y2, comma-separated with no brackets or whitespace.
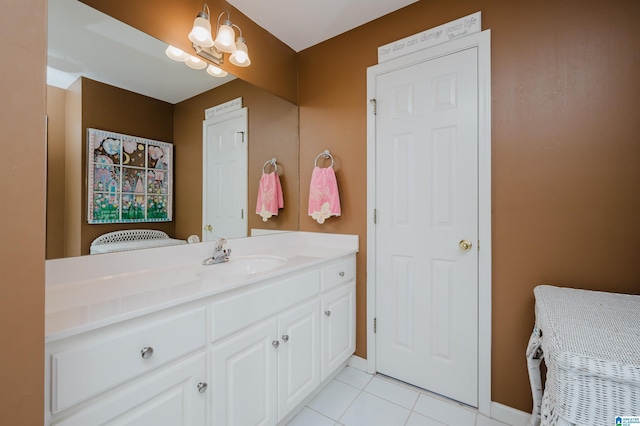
46,0,299,259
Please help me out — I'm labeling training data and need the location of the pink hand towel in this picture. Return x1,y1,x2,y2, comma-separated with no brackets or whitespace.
256,172,284,221
308,166,341,224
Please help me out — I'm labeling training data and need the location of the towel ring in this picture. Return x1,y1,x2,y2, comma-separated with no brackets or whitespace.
314,150,334,168
263,158,278,173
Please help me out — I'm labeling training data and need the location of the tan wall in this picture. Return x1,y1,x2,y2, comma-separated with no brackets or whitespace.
47,78,176,258
64,79,83,257
298,0,640,412
47,86,67,259
79,0,298,104
173,79,299,239
79,79,176,255
0,0,46,423
18,1,640,422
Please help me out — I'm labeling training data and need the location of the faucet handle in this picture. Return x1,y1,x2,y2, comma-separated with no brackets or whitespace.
215,238,227,250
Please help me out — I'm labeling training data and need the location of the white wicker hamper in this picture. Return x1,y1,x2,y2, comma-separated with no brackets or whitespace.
89,229,186,254
527,285,640,426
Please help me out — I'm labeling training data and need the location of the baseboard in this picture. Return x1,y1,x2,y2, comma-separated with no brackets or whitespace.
491,401,531,426
347,354,367,372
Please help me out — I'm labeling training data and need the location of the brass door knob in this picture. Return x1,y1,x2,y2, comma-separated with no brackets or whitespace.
204,225,212,231
459,240,472,251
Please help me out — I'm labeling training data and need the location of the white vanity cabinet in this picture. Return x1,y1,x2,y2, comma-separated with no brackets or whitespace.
277,298,321,419
210,270,321,425
45,307,208,425
210,318,279,425
45,244,357,426
53,353,207,426
320,258,357,381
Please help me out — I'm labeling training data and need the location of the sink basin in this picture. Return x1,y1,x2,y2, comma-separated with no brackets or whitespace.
198,255,287,278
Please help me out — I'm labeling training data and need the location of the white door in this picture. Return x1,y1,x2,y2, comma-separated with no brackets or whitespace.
374,46,479,407
211,318,278,426
202,108,248,241
277,299,320,421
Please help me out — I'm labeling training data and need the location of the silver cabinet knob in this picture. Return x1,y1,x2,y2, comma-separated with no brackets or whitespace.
140,347,154,359
324,310,331,316
272,340,280,348
197,382,208,393
282,334,289,342
339,271,345,277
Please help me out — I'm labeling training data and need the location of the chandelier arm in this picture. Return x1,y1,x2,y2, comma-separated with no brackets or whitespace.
231,23,243,38
216,11,231,31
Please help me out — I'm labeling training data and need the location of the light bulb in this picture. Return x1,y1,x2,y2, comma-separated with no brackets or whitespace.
233,50,247,64
188,14,214,47
165,45,188,62
185,55,207,70
214,22,235,53
229,38,251,67
206,65,228,77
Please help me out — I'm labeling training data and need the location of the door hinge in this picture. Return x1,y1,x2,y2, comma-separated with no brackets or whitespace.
237,131,245,143
374,318,377,333
370,98,377,115
477,240,480,251
373,208,377,224
241,209,244,219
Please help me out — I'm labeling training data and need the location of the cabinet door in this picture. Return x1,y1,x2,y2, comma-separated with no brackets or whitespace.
321,281,356,380
53,353,207,426
211,319,278,426
277,299,320,421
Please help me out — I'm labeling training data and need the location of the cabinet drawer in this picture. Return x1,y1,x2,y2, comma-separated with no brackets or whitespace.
210,270,319,342
53,353,207,426
320,256,355,292
51,307,206,413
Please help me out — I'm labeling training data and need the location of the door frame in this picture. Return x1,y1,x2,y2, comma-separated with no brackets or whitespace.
366,30,492,415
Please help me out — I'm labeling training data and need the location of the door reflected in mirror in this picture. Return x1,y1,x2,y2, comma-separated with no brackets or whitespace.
202,108,248,240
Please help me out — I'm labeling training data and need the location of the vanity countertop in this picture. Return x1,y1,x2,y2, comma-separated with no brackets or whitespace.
45,232,358,343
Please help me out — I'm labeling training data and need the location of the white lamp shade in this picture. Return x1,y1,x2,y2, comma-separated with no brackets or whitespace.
165,45,189,62
213,23,236,53
185,55,207,70
206,64,228,77
229,38,251,67
188,15,214,47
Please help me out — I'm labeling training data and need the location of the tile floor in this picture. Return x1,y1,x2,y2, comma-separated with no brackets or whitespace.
286,366,509,426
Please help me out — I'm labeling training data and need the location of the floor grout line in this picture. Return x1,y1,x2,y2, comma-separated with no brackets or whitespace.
294,367,496,426
335,381,365,424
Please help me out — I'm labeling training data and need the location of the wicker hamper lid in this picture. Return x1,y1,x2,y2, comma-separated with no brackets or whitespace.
534,285,640,383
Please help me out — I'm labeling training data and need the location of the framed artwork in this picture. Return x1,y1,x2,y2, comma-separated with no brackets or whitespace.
87,128,173,224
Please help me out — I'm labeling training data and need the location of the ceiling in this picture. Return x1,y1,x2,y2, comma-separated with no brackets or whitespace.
47,0,418,104
227,0,418,53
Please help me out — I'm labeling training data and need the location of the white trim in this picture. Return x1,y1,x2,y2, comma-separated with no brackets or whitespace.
347,354,368,372
204,97,242,119
366,29,492,415
491,401,531,426
377,12,481,63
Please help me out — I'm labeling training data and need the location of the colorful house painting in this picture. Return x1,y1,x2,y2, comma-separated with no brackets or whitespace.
87,128,173,224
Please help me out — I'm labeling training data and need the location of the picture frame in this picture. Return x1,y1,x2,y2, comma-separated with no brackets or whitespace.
87,128,173,224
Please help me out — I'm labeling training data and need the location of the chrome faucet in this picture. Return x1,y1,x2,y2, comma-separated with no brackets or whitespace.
202,238,231,265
